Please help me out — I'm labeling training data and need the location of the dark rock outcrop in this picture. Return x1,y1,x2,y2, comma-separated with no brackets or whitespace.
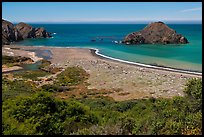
123,22,188,45
15,22,51,39
2,19,51,45
34,27,51,38
15,22,35,39
2,19,23,45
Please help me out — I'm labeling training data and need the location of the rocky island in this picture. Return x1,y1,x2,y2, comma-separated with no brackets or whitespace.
123,21,188,45
2,19,51,45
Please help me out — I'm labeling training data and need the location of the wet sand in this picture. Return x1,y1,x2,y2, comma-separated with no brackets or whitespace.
2,45,202,101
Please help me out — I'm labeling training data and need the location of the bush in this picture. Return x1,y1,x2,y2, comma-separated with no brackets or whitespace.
2,92,98,135
41,84,69,92
2,77,37,101
2,55,32,66
184,78,202,104
2,69,202,135
54,67,88,86
13,70,50,81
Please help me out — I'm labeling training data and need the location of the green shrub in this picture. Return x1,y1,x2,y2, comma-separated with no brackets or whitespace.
2,55,32,66
2,92,98,135
109,100,138,112
41,84,69,92
184,78,202,100
2,71,202,135
13,70,50,81
38,59,51,69
55,66,88,86
2,77,37,101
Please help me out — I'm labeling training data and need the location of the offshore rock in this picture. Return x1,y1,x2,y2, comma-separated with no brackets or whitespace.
123,21,188,45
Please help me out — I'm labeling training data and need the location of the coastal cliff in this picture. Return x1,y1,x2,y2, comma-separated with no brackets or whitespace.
2,19,51,45
123,22,188,45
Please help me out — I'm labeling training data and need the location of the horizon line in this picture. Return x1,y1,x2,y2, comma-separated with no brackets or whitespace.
11,20,202,24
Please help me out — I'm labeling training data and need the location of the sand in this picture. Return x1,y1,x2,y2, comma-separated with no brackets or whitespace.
2,45,202,101
2,65,23,73
2,45,43,62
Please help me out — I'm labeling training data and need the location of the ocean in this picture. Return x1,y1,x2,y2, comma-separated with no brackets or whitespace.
15,24,202,72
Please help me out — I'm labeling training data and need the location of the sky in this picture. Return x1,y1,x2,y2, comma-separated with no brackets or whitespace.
2,2,202,24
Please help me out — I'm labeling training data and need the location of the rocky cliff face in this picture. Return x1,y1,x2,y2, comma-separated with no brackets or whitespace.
123,22,188,45
34,27,51,38
2,19,51,45
15,22,51,39
2,19,22,45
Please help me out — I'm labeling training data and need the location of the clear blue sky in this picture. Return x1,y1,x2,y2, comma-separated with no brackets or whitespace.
2,2,202,24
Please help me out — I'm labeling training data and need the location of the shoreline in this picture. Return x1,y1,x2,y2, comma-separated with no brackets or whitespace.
7,44,202,77
90,48,202,76
2,44,202,100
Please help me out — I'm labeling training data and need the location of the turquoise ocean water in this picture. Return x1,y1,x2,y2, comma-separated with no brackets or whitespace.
15,24,202,72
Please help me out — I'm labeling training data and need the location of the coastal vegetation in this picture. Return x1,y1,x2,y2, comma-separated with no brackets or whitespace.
2,59,202,135
54,66,88,87
2,55,33,67
13,70,51,81
2,3,202,135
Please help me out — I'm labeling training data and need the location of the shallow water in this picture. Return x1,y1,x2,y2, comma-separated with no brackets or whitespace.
25,49,53,60
20,60,42,71
15,24,202,72
2,61,42,74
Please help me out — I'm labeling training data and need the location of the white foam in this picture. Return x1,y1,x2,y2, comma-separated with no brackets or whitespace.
91,48,202,76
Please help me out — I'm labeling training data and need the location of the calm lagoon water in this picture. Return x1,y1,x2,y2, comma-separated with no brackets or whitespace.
15,24,202,72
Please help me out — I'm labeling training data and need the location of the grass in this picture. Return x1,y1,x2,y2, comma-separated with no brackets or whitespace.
13,70,51,81
38,59,51,69
54,66,89,86
2,55,33,67
2,77,37,101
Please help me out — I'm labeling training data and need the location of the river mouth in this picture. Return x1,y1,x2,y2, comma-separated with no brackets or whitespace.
3,49,53,74
25,49,53,60
20,60,43,71
2,61,43,74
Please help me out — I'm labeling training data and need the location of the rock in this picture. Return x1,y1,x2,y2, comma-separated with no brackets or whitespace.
2,34,10,45
15,22,35,39
2,19,15,42
15,22,51,39
2,19,23,45
2,19,52,45
34,27,51,38
123,21,189,45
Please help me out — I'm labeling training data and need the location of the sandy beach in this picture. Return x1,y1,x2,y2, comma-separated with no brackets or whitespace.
2,45,202,101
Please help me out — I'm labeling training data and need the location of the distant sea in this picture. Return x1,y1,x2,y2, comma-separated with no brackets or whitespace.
15,24,202,72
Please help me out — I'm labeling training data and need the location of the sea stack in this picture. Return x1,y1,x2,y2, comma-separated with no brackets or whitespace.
2,19,52,45
123,21,189,45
